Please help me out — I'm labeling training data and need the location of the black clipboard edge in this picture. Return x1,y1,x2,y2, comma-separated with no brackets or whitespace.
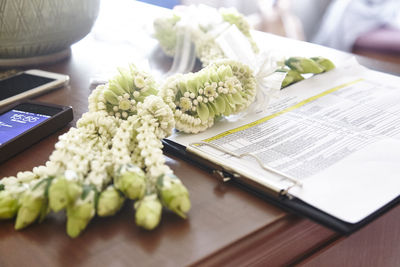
162,139,400,235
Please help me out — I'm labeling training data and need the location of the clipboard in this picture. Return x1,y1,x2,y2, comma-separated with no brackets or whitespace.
161,61,400,235
162,138,400,235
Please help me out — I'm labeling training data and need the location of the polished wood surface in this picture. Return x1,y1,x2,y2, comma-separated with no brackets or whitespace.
300,205,400,267
1,1,399,266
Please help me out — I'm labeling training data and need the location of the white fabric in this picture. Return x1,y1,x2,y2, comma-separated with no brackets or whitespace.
312,0,400,51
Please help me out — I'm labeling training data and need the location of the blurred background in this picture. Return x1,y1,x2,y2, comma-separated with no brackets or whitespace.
138,0,400,64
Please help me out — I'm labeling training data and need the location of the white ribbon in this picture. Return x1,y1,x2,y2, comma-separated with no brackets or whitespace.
215,25,287,114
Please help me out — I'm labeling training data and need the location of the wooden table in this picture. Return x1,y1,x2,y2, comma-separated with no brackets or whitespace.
1,1,399,266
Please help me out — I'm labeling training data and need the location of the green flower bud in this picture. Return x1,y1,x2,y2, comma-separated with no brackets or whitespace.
15,192,46,230
311,57,336,72
134,194,162,230
48,176,82,212
119,99,131,111
0,191,19,219
66,190,96,238
38,200,50,224
14,178,52,230
97,186,125,217
203,84,216,98
280,74,293,88
279,68,304,88
179,97,192,111
134,76,145,89
157,174,191,218
285,57,324,74
114,164,146,200
103,89,119,105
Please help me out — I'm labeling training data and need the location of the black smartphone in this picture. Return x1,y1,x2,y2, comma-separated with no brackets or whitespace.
0,100,73,163
0,69,69,108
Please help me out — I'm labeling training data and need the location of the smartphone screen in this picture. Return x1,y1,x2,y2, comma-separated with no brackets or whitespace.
0,101,73,162
0,103,61,145
0,73,55,101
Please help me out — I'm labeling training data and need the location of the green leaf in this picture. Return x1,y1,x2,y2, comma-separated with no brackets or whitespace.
207,103,215,118
116,68,132,92
209,71,219,83
186,76,199,93
208,102,218,117
44,177,54,198
225,94,237,107
81,184,96,200
109,82,126,96
223,99,232,116
157,175,164,188
217,65,233,80
197,102,210,122
0,184,4,191
38,199,49,223
199,70,210,85
178,80,187,96
103,89,119,105
214,96,226,113
32,177,52,191
232,92,243,104
94,190,100,211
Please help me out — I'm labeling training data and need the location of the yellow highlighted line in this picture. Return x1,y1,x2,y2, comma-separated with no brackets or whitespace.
203,79,363,143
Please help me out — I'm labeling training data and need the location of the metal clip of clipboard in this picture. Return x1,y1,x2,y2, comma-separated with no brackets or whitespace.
189,141,303,197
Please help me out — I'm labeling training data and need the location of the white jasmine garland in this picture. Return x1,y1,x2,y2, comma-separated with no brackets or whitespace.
159,59,256,133
153,5,259,66
1,63,190,236
111,95,175,179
